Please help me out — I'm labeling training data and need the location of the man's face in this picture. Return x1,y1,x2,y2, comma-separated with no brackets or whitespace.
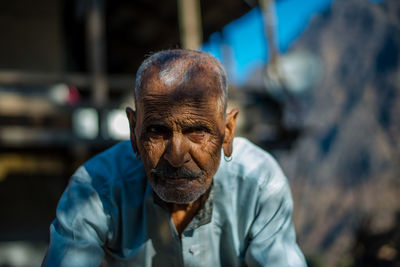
130,67,227,204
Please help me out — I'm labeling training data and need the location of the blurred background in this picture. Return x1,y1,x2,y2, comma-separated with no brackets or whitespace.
0,0,399,266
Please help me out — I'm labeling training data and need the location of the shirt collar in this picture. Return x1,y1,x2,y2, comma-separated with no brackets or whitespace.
152,182,215,231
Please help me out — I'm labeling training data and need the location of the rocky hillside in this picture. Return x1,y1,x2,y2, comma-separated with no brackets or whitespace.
276,0,400,265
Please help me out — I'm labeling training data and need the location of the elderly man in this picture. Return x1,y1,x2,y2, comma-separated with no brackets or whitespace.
43,49,306,266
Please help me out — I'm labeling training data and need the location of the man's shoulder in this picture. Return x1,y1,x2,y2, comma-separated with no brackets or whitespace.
216,137,288,192
82,140,145,185
231,137,274,165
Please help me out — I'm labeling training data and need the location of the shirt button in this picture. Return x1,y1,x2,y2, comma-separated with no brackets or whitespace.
189,247,195,254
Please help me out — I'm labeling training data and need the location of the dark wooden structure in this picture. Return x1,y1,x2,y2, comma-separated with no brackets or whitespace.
0,0,254,255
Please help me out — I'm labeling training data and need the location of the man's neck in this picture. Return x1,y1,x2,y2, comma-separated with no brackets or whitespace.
168,199,203,236
153,184,213,236
165,185,212,236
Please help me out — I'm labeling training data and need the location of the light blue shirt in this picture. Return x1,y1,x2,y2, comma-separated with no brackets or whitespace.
43,137,306,266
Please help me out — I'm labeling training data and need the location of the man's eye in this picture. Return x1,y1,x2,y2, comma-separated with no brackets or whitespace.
193,129,206,136
147,125,167,135
185,127,209,139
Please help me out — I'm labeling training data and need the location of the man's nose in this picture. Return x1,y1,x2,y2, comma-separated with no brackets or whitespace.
163,133,190,167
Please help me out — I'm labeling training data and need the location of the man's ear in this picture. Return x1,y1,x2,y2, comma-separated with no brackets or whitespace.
222,108,239,157
126,107,140,156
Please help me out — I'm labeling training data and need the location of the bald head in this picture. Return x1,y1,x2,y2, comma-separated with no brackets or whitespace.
134,49,228,113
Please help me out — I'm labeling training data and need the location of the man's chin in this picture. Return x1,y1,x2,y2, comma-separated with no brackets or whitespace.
152,184,206,204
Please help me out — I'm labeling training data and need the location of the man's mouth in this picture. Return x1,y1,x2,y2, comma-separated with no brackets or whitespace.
163,177,191,184
150,167,202,181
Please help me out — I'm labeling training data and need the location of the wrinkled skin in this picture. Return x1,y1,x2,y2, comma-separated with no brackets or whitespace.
127,63,238,205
